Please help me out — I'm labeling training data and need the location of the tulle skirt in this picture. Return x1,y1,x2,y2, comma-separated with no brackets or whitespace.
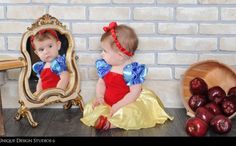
80,87,174,130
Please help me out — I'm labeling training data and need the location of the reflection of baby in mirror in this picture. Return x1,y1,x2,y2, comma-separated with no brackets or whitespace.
30,29,70,96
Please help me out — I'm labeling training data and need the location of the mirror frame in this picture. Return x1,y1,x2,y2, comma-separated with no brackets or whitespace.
15,14,84,127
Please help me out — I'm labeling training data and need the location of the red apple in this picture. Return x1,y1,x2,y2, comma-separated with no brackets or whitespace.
208,86,226,104
210,115,232,134
228,87,236,96
188,95,207,111
221,95,236,116
185,117,208,137
195,107,214,124
190,77,208,95
204,102,222,116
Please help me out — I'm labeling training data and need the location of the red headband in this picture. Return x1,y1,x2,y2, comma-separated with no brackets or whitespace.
30,29,59,49
103,22,133,57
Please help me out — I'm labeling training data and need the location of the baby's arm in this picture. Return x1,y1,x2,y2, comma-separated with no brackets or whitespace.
57,71,70,90
110,84,142,116
93,78,106,108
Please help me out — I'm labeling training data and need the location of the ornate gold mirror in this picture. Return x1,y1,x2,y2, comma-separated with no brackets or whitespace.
15,14,84,127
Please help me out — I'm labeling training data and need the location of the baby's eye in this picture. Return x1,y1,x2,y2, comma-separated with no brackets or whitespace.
49,45,53,48
38,48,44,52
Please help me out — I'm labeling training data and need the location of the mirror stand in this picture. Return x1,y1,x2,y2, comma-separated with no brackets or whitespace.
15,100,38,127
63,95,84,110
15,93,84,128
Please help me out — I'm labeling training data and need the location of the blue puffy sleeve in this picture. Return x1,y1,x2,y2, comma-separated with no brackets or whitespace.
96,59,111,78
51,54,67,75
32,61,45,78
123,62,148,86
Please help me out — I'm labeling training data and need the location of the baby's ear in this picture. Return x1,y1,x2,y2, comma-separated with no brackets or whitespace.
57,41,61,50
118,52,127,61
34,50,38,56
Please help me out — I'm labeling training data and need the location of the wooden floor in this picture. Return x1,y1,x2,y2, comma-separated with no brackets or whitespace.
1,108,236,137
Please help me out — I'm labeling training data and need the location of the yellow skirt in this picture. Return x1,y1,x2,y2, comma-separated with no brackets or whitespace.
80,87,174,130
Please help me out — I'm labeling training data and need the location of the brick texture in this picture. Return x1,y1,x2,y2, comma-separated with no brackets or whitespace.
0,1,236,108
0,6,3,18
0,37,4,50
7,6,46,19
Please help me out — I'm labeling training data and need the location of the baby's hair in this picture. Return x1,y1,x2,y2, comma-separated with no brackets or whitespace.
101,23,138,57
30,29,59,49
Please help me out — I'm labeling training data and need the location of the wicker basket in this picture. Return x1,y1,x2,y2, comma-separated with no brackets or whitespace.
181,60,236,119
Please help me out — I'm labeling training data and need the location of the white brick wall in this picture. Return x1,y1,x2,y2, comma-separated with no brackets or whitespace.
221,8,236,20
49,6,86,20
32,0,67,3
220,37,236,51
129,23,155,34
71,0,110,4
7,6,46,19
0,6,4,18
159,23,198,34
176,37,217,51
133,7,173,21
7,36,21,51
0,37,4,50
199,0,236,4
0,0,30,4
1,0,236,108
113,0,155,4
89,7,130,20
158,0,197,4
176,7,218,21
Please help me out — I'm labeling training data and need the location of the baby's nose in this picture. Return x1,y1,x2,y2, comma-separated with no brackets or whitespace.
44,48,49,53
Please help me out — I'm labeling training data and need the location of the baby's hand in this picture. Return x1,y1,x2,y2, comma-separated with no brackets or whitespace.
92,97,104,109
110,104,120,117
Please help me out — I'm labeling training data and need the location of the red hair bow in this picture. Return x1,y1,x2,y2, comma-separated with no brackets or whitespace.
30,29,59,49
38,29,59,41
103,22,117,32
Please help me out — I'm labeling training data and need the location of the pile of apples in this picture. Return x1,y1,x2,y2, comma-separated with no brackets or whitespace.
185,77,236,137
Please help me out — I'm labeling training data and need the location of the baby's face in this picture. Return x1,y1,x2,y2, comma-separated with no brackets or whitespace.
101,40,125,66
34,38,61,63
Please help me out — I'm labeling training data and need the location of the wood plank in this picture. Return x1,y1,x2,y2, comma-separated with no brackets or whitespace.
44,107,92,136
140,108,187,136
160,108,188,136
0,59,25,71
4,112,30,136
23,109,56,136
2,108,236,136
94,129,112,137
4,108,55,136
0,90,5,136
3,109,17,123
111,128,128,136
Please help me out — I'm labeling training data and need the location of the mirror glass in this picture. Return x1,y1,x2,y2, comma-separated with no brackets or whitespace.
26,30,69,99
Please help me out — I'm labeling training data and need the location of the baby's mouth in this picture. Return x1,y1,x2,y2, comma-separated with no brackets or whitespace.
45,56,51,60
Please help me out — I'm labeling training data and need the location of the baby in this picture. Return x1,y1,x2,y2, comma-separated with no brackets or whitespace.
81,22,173,131
31,29,69,95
